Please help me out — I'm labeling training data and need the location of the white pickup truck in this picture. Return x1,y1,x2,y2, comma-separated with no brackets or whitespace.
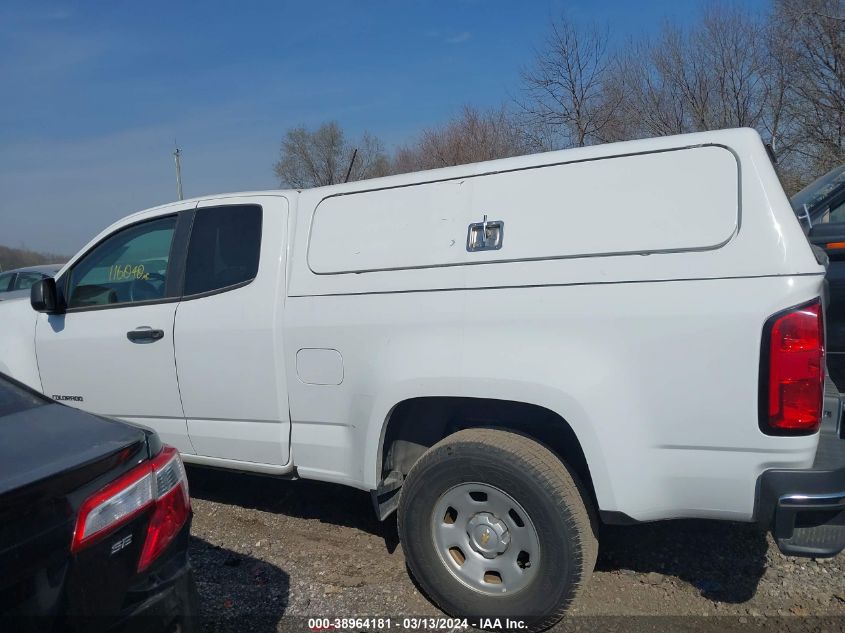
2,128,844,629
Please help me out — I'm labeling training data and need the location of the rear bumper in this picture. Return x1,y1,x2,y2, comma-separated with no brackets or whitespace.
113,563,199,633
109,519,199,633
63,519,199,633
755,388,845,557
757,464,845,557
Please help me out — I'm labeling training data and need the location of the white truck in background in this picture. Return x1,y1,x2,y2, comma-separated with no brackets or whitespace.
1,128,843,630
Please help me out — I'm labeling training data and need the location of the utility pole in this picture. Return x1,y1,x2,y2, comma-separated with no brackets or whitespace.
173,147,184,200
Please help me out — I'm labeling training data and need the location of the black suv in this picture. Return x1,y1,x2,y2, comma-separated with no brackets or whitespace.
792,164,845,391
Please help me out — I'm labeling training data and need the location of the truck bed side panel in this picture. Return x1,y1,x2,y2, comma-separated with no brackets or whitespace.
285,274,822,521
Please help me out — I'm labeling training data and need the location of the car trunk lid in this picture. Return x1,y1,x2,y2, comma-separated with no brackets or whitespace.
0,402,147,618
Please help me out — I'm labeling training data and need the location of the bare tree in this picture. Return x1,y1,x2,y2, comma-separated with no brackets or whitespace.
700,5,770,129
0,245,66,271
518,17,621,147
775,0,845,175
612,5,773,139
762,12,797,156
606,37,689,139
274,122,390,188
271,2,845,194
392,105,534,173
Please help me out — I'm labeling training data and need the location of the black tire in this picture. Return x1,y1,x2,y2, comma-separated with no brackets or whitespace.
398,428,597,632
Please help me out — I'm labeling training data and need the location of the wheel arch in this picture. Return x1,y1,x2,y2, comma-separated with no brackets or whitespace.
368,386,614,520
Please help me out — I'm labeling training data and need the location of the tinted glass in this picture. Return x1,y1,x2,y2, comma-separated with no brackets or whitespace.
832,201,845,224
0,376,46,417
792,164,845,214
67,216,177,308
0,273,12,293
184,205,262,296
813,199,845,226
13,271,46,291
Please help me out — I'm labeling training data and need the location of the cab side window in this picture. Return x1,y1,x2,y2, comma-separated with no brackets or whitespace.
0,272,13,293
183,205,262,296
14,272,46,291
66,216,177,309
828,200,845,224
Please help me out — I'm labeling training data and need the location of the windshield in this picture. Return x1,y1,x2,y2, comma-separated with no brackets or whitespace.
0,375,47,417
791,163,845,214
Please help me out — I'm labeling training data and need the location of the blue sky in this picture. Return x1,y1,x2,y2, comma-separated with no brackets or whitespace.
0,0,769,254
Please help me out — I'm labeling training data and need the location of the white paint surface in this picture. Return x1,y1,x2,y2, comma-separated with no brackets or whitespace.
0,128,827,523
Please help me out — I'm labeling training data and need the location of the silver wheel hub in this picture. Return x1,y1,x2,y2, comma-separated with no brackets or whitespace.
467,513,510,558
431,483,540,595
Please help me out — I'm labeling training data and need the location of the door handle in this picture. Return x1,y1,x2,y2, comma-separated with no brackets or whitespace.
127,327,165,343
467,214,504,252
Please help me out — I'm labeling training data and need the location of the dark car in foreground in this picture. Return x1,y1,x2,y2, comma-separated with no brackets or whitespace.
0,374,198,632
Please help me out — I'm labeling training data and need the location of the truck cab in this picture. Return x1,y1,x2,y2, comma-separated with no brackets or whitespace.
9,195,293,470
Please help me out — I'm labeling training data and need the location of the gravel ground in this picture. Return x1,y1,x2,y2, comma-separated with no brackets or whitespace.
186,466,845,632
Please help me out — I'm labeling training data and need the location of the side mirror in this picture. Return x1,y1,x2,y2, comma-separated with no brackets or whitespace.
807,222,845,266
30,278,61,314
808,222,845,244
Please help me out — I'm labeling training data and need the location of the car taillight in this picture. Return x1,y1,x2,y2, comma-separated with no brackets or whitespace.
760,299,825,434
71,445,191,572
137,447,191,571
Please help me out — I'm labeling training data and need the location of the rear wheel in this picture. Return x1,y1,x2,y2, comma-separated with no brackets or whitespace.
398,428,597,632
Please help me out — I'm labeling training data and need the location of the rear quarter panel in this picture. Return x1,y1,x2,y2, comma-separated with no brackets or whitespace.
285,275,822,521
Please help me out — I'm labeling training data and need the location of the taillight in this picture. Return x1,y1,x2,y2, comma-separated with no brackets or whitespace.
71,445,191,572
137,446,190,571
760,299,825,435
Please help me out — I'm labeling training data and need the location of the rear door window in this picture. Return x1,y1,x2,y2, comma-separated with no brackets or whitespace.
183,205,262,296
